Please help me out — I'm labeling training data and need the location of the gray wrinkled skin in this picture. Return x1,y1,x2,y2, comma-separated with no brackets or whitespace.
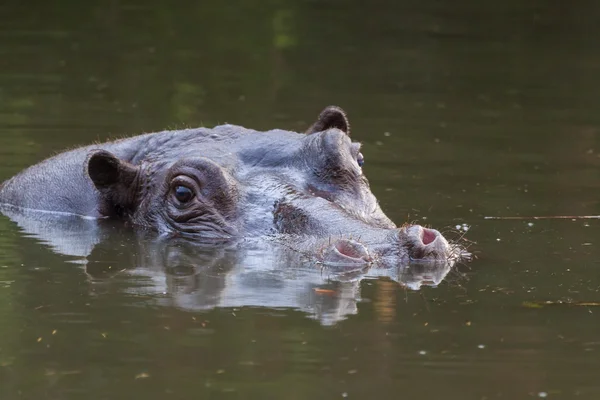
0,106,462,266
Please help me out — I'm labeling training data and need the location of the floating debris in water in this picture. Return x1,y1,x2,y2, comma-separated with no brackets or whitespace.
453,223,470,232
314,288,336,295
522,302,544,309
45,369,82,376
523,300,600,308
485,215,600,220
0,358,15,367
538,392,548,398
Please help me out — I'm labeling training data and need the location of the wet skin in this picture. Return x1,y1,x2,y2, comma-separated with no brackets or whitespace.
0,106,460,266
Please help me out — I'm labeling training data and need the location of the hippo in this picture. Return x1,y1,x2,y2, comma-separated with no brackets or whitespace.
0,106,465,266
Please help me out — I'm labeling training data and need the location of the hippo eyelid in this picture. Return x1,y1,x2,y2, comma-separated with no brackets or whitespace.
170,175,201,189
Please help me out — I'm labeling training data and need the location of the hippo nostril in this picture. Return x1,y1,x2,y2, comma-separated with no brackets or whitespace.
321,239,372,266
335,240,367,259
422,228,437,245
402,225,451,262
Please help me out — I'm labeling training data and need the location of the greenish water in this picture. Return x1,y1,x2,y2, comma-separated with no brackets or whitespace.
1,1,600,399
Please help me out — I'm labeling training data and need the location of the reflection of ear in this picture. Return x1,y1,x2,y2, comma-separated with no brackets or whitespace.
305,105,351,136
87,150,140,216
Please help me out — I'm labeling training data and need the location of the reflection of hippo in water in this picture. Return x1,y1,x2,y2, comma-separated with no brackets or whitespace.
118,236,456,326
0,106,463,266
0,209,457,326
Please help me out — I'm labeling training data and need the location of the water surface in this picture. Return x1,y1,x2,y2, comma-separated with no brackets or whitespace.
1,1,600,399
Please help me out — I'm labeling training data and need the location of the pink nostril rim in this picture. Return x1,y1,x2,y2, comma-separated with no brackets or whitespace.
335,241,366,259
422,228,437,245
321,239,372,266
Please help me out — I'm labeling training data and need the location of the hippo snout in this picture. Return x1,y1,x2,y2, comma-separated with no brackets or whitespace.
315,225,454,268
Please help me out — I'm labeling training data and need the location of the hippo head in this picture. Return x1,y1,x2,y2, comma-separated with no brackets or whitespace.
86,106,463,266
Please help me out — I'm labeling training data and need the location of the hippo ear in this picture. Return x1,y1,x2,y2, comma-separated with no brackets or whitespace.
305,105,351,136
87,150,140,214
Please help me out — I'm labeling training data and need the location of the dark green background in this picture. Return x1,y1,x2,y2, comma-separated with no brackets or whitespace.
1,1,600,399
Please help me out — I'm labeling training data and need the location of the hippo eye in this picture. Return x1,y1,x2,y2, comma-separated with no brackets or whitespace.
174,185,194,203
357,152,365,167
